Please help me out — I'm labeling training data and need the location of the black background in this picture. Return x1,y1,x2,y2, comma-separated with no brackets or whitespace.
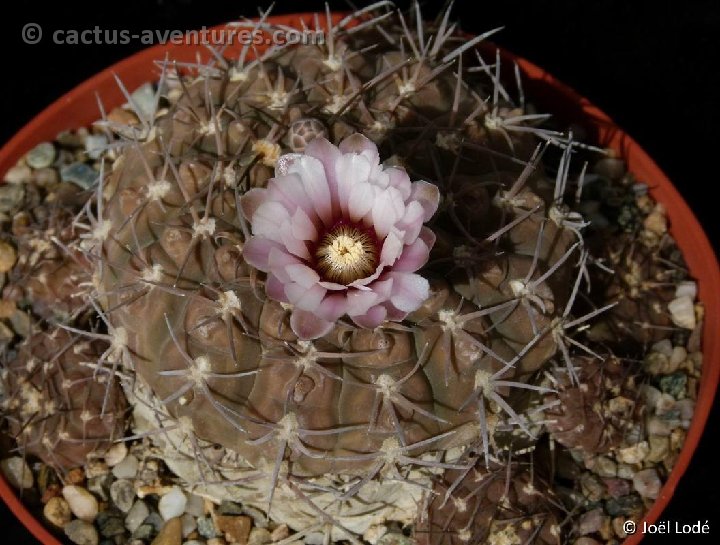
1,1,718,543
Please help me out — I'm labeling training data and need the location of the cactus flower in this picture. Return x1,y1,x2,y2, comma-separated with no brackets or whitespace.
240,134,440,339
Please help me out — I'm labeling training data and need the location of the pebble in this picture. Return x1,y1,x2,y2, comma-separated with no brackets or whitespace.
9,308,31,337
248,528,271,545
0,457,34,489
577,508,606,535
218,500,244,516
214,515,251,544
197,516,217,539
64,519,99,545
87,474,112,501
3,164,32,184
85,460,110,479
632,468,662,499
160,486,188,520
110,478,136,512
659,372,687,398
605,495,643,517
33,167,59,187
591,456,617,478
616,441,649,464
181,513,198,537
602,478,631,499
97,509,126,537
125,500,150,533
184,494,205,517
133,524,156,541
675,280,697,300
112,454,139,479
60,162,98,190
270,524,289,542
184,541,205,545
151,517,183,545
0,241,17,273
573,538,602,545
207,539,228,545
668,296,696,329
43,496,72,527
85,134,108,160
579,473,605,502
104,442,128,467
0,183,24,212
130,83,157,119
62,485,99,522
26,142,57,169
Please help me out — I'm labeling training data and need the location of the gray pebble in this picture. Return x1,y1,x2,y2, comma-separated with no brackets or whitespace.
0,184,24,213
64,519,99,545
110,478,136,513
96,509,126,538
26,142,57,169
132,524,155,541
60,162,98,190
87,474,113,502
125,500,150,533
218,499,244,515
197,516,217,539
143,512,165,532
111,454,139,479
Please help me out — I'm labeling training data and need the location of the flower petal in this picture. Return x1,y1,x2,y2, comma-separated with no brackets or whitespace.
371,187,405,239
289,155,333,226
285,263,320,289
351,305,387,329
243,237,281,271
379,230,404,266
284,282,327,311
410,180,441,222
239,187,267,223
387,272,430,312
265,273,289,302
291,207,317,241
387,167,412,200
304,137,342,212
268,247,302,283
346,288,380,316
393,228,434,272
252,201,291,242
335,153,372,216
316,293,349,322
339,133,380,166
275,153,303,177
348,181,374,223
291,310,335,340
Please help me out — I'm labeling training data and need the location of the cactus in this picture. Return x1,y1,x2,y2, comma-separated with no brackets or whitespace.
0,3,701,544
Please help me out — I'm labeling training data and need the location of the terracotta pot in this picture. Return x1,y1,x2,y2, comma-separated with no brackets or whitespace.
1,13,718,545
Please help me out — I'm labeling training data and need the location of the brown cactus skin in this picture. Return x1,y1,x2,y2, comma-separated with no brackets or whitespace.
414,457,561,545
543,356,641,455
93,13,589,481
0,327,126,470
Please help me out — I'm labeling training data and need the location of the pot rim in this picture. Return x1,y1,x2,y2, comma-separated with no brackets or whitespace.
1,12,718,545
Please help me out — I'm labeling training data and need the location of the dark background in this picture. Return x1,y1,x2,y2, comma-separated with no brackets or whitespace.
1,0,718,543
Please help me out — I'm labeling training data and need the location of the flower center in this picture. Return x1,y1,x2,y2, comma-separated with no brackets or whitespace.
315,223,378,284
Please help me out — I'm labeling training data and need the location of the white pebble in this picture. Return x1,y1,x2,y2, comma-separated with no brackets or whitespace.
62,485,99,522
675,281,697,300
111,453,139,478
670,346,688,366
125,500,150,533
633,468,662,498
650,339,673,357
104,442,128,467
110,478,136,512
668,296,696,329
84,134,108,160
617,441,649,464
0,457,33,489
159,486,187,520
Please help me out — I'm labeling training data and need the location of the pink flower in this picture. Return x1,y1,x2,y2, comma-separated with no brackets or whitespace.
240,134,440,340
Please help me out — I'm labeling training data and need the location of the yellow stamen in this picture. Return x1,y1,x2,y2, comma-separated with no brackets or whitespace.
315,224,377,284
